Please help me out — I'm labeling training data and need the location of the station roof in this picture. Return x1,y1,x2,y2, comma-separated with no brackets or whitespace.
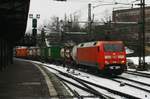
0,0,30,43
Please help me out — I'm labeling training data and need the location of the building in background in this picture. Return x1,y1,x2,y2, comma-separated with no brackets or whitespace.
112,6,150,56
112,6,150,43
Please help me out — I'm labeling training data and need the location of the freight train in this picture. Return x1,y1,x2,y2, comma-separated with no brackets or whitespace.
15,40,127,75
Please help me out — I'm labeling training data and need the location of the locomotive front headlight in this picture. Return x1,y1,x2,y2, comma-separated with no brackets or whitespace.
105,60,109,64
105,55,111,59
121,60,125,64
118,55,125,59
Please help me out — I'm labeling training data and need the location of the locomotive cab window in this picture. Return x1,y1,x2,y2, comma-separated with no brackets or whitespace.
104,44,123,52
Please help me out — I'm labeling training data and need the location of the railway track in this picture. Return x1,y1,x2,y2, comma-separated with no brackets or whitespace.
38,63,147,99
44,65,115,99
60,79,99,99
126,70,150,78
112,77,150,93
78,68,150,95
117,76,150,87
74,67,150,94
29,60,150,99
59,76,101,99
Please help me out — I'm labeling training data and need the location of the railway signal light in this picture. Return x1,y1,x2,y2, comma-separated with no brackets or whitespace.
32,18,37,28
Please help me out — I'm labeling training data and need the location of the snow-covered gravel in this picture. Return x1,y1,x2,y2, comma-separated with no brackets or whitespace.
34,61,150,99
120,73,150,85
115,77,150,91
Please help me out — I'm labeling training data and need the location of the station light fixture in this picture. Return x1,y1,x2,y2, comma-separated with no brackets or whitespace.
29,14,33,19
36,14,40,19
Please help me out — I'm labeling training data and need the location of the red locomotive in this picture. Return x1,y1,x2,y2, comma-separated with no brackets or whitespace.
71,41,126,75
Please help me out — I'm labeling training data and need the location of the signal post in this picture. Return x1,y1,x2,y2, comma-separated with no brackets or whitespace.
29,14,40,46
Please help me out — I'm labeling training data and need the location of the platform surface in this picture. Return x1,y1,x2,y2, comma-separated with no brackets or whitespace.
0,59,51,98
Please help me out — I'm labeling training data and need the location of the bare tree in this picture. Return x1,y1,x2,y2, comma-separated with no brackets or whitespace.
100,9,112,23
46,16,60,32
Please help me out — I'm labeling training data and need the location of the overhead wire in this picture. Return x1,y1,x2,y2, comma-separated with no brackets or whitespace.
70,0,147,21
92,0,133,21
71,0,106,18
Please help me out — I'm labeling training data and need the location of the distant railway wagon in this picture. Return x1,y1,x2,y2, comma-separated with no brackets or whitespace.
47,46,62,63
60,46,72,59
15,47,28,58
71,41,126,74
28,47,40,60
39,46,63,63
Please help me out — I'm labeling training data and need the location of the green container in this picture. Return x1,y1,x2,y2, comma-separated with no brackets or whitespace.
47,46,62,61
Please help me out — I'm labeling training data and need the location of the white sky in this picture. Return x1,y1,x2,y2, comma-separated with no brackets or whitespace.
26,0,150,33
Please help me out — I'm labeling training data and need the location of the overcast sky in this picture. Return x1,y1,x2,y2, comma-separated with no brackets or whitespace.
26,0,150,33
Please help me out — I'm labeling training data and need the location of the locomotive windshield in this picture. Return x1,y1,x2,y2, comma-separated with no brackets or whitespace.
104,43,123,52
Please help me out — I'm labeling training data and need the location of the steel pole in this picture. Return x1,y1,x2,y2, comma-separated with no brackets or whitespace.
142,0,146,69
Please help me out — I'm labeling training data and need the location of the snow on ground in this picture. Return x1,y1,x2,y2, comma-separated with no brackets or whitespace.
120,73,150,85
44,66,93,96
43,64,124,99
126,47,150,66
34,62,150,99
115,77,150,90
127,56,150,73
15,58,150,98
127,56,150,65
73,70,150,99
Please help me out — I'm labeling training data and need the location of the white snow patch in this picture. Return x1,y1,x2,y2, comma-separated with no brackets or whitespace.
127,56,150,65
39,62,150,99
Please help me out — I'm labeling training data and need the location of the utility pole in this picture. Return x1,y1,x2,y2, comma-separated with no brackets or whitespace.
62,14,67,42
41,26,46,47
64,14,67,32
88,3,92,37
138,0,146,70
56,17,59,32
141,0,146,69
138,1,142,68
143,0,145,65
